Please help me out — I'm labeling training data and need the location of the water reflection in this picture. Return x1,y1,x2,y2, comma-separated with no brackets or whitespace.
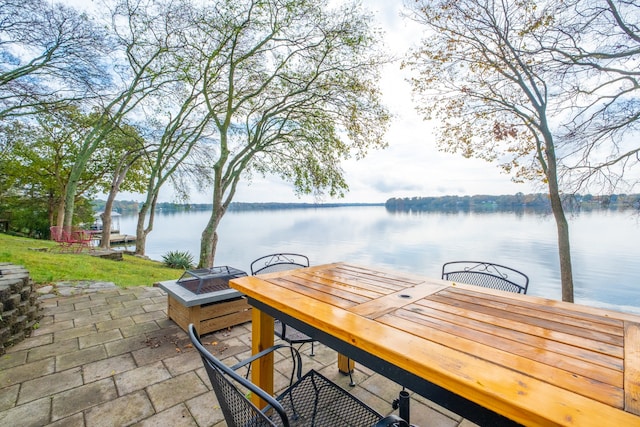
118,206,639,314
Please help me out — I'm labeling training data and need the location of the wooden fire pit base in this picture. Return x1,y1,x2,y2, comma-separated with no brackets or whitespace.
167,294,252,335
156,279,252,335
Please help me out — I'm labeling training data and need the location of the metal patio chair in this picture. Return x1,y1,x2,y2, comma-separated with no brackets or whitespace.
70,227,92,252
251,253,359,386
441,261,529,294
50,226,91,253
50,226,72,252
188,324,409,427
250,253,316,356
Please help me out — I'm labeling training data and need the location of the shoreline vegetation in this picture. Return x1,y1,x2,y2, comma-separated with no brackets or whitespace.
94,193,640,215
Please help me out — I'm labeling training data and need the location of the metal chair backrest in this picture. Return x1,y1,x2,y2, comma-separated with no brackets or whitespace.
250,253,315,350
442,261,529,294
250,253,309,275
188,324,286,427
50,226,69,243
189,324,402,427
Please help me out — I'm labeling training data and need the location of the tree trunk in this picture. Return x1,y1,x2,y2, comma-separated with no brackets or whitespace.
199,198,223,268
100,208,112,250
47,190,56,229
199,226,218,269
135,205,147,256
554,205,574,302
56,198,66,229
62,161,84,228
100,159,134,249
544,138,574,302
548,187,574,302
134,194,158,256
135,204,147,256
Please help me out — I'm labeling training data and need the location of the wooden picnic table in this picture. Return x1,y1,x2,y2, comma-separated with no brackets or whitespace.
229,262,640,427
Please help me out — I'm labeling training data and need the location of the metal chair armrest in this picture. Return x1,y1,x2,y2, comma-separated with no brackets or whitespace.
231,343,303,383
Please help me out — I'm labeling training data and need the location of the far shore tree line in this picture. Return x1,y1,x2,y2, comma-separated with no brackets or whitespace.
384,193,640,212
92,200,384,215
1,0,639,303
95,192,640,216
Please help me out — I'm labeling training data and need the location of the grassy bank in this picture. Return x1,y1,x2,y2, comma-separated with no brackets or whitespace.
0,233,180,288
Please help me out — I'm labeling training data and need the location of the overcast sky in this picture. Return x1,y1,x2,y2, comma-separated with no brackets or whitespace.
74,0,538,204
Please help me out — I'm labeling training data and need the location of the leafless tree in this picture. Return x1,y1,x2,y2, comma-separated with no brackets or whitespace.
0,0,109,120
404,0,576,301
548,0,640,194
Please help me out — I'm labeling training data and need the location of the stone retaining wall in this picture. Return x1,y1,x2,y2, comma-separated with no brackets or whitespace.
0,263,42,355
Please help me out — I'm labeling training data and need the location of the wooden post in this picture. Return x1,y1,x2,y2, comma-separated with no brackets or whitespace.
338,353,355,374
624,322,640,415
251,308,275,409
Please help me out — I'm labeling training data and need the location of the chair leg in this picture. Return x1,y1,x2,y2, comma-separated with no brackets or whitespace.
310,341,315,356
288,346,299,388
338,354,355,386
348,362,355,387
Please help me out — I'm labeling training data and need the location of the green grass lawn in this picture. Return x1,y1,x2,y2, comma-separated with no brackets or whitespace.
0,233,181,288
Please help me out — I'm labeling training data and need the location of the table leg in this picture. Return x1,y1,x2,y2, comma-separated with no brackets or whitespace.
338,353,355,374
338,353,356,386
251,308,275,408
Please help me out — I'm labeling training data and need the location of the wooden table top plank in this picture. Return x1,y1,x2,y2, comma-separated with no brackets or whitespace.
444,281,637,320
441,287,625,335
431,291,624,348
283,271,380,301
416,297,624,363
445,286,626,331
296,271,399,299
349,282,448,319
330,263,427,286
388,307,623,393
235,274,360,311
403,300,623,373
382,311,623,408
625,321,640,415
307,268,419,293
268,276,365,308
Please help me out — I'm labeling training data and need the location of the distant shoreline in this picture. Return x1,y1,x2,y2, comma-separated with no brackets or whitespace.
228,202,384,211
94,192,639,215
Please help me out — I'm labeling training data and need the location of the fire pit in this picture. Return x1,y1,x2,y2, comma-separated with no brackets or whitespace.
156,266,252,335
177,266,247,294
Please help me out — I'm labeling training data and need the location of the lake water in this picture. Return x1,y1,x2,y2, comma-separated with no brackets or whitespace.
117,206,640,314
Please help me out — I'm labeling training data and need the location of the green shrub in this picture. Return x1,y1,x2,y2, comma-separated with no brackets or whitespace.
162,250,194,270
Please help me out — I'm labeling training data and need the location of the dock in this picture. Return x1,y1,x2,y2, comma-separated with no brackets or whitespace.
90,232,136,245
108,233,136,244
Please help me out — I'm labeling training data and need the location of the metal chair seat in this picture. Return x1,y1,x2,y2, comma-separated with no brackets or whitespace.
188,324,408,427
274,320,310,344
441,261,529,294
276,370,382,425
